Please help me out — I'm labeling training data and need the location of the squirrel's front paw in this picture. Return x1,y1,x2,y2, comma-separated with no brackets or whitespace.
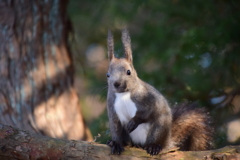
144,144,162,156
127,119,138,133
107,140,124,155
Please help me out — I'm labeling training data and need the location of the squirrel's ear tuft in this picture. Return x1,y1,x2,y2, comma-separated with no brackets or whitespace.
108,29,115,61
121,28,132,63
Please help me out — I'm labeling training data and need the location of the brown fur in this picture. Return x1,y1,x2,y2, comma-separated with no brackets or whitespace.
171,103,214,150
108,30,115,61
121,29,132,62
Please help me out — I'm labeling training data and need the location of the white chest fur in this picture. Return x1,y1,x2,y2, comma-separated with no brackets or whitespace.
114,92,150,145
114,92,137,125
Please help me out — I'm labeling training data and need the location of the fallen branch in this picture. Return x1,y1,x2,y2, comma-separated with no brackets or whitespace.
0,124,239,160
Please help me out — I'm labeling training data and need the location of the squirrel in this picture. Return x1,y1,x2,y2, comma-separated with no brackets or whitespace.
106,29,213,156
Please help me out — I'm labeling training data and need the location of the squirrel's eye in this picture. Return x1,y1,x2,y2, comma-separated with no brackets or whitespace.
106,73,110,78
127,70,131,75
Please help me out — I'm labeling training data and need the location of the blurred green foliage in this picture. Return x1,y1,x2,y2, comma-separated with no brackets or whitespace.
68,0,240,147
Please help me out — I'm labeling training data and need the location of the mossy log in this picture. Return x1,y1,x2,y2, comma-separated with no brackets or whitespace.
0,124,239,160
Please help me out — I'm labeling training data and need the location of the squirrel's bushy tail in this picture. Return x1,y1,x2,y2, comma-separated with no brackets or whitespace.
171,103,214,151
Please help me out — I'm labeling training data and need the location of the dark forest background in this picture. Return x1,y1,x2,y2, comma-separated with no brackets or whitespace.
68,0,240,148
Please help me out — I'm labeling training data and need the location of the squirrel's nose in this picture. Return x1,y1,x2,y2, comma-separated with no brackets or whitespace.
114,82,121,88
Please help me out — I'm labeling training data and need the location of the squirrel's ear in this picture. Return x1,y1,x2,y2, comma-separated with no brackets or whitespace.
121,28,132,63
108,29,115,61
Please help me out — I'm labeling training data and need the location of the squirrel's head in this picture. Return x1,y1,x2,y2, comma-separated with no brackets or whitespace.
107,29,138,93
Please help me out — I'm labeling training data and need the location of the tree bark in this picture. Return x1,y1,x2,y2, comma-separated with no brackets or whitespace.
0,124,239,160
0,1,91,140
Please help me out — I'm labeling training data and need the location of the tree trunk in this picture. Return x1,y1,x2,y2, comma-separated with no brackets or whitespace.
0,124,239,160
0,0,91,140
